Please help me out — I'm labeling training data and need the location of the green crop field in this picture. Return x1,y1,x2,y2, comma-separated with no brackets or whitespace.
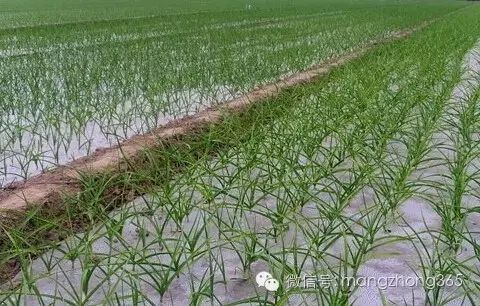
0,0,464,186
1,0,480,305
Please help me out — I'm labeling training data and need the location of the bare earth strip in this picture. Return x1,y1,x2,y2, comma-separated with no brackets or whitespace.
0,23,428,214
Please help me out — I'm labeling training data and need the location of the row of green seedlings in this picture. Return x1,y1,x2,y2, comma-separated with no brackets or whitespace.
418,63,480,304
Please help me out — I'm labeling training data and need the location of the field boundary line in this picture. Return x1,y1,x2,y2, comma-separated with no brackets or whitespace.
0,21,429,213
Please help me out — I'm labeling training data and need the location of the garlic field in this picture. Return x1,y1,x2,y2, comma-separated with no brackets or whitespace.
1,0,480,305
0,0,464,187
